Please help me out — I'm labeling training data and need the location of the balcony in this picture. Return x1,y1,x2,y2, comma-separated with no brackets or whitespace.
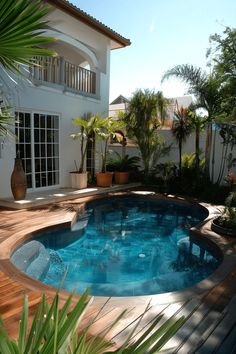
30,56,97,97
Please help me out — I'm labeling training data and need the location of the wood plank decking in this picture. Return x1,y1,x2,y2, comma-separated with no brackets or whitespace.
0,194,236,353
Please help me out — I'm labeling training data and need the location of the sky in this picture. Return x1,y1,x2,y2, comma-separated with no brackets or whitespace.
71,0,236,102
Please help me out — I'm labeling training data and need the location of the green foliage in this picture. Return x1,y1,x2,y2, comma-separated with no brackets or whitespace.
95,117,125,173
0,0,56,74
106,152,140,172
162,64,222,179
156,91,169,126
181,152,205,170
122,89,170,178
218,191,236,230
0,290,185,354
71,113,104,173
172,106,192,174
225,191,236,207
0,0,56,138
208,26,236,80
179,152,205,193
0,105,15,137
218,194,236,230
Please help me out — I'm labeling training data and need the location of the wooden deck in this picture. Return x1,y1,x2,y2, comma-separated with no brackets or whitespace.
0,194,236,353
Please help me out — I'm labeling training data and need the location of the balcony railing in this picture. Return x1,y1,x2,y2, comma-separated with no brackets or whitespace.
30,56,96,96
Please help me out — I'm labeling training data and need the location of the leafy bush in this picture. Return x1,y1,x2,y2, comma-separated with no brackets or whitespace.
106,152,140,172
217,191,236,230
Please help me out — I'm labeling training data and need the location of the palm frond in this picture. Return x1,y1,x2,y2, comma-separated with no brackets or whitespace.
161,64,208,93
0,105,15,137
0,0,56,75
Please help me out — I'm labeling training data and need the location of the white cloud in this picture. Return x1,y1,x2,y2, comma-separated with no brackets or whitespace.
149,20,156,33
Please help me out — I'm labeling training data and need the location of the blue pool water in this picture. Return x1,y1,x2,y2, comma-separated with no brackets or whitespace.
11,196,221,296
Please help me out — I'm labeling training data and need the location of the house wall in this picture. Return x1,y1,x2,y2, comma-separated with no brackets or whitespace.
0,7,112,199
109,129,236,185
45,9,109,73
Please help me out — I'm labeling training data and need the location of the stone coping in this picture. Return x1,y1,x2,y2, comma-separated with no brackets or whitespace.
0,183,141,210
0,191,236,308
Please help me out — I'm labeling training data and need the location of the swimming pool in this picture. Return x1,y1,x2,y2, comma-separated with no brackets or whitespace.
11,196,221,296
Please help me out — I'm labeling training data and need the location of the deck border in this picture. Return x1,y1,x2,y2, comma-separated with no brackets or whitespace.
1,192,236,308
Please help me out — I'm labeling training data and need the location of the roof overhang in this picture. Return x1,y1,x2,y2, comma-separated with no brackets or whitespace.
46,0,131,49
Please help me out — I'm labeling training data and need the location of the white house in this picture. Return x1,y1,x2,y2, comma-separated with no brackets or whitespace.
0,0,130,198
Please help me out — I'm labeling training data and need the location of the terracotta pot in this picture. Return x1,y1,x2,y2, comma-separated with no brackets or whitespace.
114,172,129,184
96,172,113,187
211,218,236,237
11,158,27,200
70,171,87,189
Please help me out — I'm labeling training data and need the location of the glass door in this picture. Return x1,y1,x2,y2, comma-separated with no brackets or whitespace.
16,111,60,189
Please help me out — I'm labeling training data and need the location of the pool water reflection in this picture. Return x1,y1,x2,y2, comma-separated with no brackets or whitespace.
11,196,221,296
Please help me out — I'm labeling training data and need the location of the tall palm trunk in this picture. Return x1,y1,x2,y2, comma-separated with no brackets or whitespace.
179,140,182,176
204,121,213,179
195,127,200,173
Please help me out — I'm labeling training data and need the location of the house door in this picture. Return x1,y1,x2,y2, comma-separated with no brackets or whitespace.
16,111,60,190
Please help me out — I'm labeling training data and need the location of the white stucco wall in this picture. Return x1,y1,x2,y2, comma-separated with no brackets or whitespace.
0,80,109,198
0,4,113,198
109,128,236,185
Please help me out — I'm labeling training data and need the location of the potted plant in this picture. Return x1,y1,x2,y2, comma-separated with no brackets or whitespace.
96,117,124,187
211,192,236,236
70,114,100,189
106,152,140,184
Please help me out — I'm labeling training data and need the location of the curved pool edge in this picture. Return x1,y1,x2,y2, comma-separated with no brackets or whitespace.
0,193,236,308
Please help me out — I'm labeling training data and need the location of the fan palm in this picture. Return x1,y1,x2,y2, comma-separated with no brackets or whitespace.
0,0,56,136
162,64,222,179
0,0,55,74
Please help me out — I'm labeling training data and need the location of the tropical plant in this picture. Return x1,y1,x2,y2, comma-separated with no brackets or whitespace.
187,106,207,173
154,161,177,191
122,89,170,179
156,91,169,126
106,152,140,172
162,64,222,179
181,152,205,171
70,113,103,173
0,290,185,354
171,105,192,175
0,0,56,137
0,0,55,75
96,117,125,173
207,26,236,119
214,122,236,185
216,192,236,230
0,105,15,137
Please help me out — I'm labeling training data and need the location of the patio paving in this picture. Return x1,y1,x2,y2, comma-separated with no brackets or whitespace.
0,183,141,209
0,189,236,352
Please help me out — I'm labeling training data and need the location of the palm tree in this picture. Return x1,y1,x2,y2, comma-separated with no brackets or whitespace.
122,89,166,178
71,113,104,173
156,91,169,126
187,106,207,173
95,116,124,173
172,105,192,175
0,0,56,136
162,64,222,179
